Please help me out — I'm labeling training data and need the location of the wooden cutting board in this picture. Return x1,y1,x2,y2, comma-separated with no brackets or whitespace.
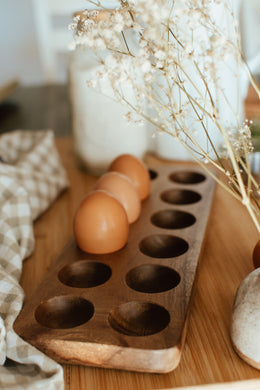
14,164,215,373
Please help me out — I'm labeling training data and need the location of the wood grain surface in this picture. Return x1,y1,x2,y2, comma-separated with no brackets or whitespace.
15,165,216,373
18,138,260,389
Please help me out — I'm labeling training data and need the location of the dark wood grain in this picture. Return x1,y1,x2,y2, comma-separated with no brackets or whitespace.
14,164,215,373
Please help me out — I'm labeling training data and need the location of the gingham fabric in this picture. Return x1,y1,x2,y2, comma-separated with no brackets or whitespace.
0,130,68,389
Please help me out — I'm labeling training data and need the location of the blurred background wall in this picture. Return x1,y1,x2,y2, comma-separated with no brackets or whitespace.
0,0,117,86
0,0,260,86
0,0,45,85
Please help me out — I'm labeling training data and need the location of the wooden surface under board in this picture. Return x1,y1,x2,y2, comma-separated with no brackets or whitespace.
18,138,260,389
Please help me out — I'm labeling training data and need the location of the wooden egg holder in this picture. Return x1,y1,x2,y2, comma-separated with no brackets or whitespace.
14,165,216,373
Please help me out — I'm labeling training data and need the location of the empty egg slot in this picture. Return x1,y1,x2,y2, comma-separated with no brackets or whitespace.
35,295,94,329
169,171,206,184
126,264,180,293
149,169,158,180
139,234,188,258
108,301,170,336
58,260,112,288
151,209,196,229
161,189,201,205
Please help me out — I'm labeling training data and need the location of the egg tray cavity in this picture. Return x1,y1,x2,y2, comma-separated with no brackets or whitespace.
14,164,216,373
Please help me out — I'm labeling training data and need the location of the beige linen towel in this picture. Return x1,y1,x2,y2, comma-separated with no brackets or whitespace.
0,130,68,389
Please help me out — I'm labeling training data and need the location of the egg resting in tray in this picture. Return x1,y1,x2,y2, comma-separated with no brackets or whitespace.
14,162,215,374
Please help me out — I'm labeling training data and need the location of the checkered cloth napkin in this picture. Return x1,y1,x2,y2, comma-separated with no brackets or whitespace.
0,130,68,389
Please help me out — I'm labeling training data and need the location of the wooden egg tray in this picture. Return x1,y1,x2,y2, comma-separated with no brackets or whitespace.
14,164,216,373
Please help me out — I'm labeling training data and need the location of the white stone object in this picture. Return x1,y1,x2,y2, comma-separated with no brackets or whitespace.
231,267,260,370
69,47,148,175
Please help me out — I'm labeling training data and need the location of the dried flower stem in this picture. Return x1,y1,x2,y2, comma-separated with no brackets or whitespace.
70,0,260,233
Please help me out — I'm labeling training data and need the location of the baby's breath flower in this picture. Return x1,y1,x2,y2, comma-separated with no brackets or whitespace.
69,0,260,233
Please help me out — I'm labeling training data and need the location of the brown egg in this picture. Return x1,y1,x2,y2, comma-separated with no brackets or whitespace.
252,239,260,269
95,172,141,224
108,154,150,200
74,190,129,254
